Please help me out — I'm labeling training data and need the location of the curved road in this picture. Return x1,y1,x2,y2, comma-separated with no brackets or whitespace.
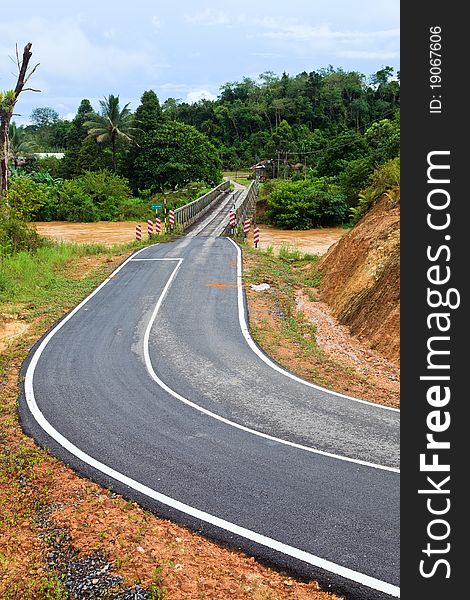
20,233,400,600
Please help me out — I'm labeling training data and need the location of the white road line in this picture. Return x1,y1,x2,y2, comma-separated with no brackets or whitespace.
142,261,398,472
131,258,184,261
24,243,400,598
226,237,400,414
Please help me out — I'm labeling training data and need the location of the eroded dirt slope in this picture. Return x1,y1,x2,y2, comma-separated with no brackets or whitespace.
318,191,400,365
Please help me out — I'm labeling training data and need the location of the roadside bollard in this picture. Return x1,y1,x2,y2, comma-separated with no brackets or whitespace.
135,224,142,241
253,226,260,248
155,217,161,234
243,218,251,240
147,219,153,237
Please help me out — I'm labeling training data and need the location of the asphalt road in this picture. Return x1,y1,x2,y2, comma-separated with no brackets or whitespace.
20,234,400,600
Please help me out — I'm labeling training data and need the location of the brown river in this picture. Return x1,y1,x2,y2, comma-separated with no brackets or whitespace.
35,222,345,256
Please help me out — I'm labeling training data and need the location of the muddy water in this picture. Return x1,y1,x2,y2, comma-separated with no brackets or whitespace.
35,221,345,255
35,222,139,246
249,225,345,255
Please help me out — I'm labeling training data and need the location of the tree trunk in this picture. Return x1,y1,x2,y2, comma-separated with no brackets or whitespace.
0,43,37,197
0,119,8,194
112,134,116,172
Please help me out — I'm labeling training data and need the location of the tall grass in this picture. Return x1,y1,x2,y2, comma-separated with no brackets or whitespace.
0,243,102,303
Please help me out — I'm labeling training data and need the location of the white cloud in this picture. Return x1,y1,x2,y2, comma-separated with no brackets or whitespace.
250,52,282,58
0,17,158,86
185,8,236,26
152,16,161,29
159,82,190,93
257,24,398,42
246,22,399,62
186,89,217,104
104,28,117,39
338,50,399,60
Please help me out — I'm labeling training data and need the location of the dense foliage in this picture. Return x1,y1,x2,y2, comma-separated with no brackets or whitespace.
130,121,222,192
162,67,399,168
4,66,399,228
0,209,45,257
6,171,134,222
265,179,349,229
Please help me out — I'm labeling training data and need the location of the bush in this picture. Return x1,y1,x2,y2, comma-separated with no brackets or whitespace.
265,179,349,229
56,180,100,222
337,157,375,207
350,157,400,223
53,170,133,222
4,177,52,220
75,170,132,220
0,210,46,256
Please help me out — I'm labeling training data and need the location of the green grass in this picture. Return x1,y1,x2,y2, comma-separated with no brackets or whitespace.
243,243,322,293
223,171,252,188
242,243,323,353
0,236,173,308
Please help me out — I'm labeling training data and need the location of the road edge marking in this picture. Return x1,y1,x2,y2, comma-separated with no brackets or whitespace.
226,237,400,414
142,262,399,473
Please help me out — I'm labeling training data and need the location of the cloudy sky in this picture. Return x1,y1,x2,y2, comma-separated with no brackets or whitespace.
0,0,399,124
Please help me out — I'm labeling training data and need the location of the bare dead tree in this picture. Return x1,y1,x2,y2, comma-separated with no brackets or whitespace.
0,42,40,196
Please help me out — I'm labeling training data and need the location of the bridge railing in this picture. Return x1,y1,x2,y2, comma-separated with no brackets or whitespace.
234,180,259,231
174,180,230,231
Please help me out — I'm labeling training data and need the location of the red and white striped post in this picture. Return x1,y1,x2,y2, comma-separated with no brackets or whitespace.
229,211,236,234
147,219,153,237
135,224,142,241
169,209,175,233
155,217,161,235
253,226,260,248
243,218,251,239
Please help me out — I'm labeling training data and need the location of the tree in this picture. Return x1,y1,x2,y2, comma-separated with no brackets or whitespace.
9,122,37,165
130,121,222,192
134,90,162,135
61,99,99,177
1,43,39,195
28,107,69,150
364,118,400,166
30,107,59,128
84,95,137,171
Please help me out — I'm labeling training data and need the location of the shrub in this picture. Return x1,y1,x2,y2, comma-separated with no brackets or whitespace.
55,180,100,222
350,157,400,223
0,210,46,256
75,170,132,220
4,177,52,220
54,170,133,222
265,179,349,229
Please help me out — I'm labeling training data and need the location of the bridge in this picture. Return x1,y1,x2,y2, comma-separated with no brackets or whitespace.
174,179,258,237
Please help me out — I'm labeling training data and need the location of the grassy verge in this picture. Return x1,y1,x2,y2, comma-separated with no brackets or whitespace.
242,243,399,404
243,244,322,355
0,239,340,599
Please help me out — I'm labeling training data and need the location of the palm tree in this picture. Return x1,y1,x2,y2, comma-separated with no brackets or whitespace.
9,122,37,166
84,95,136,171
